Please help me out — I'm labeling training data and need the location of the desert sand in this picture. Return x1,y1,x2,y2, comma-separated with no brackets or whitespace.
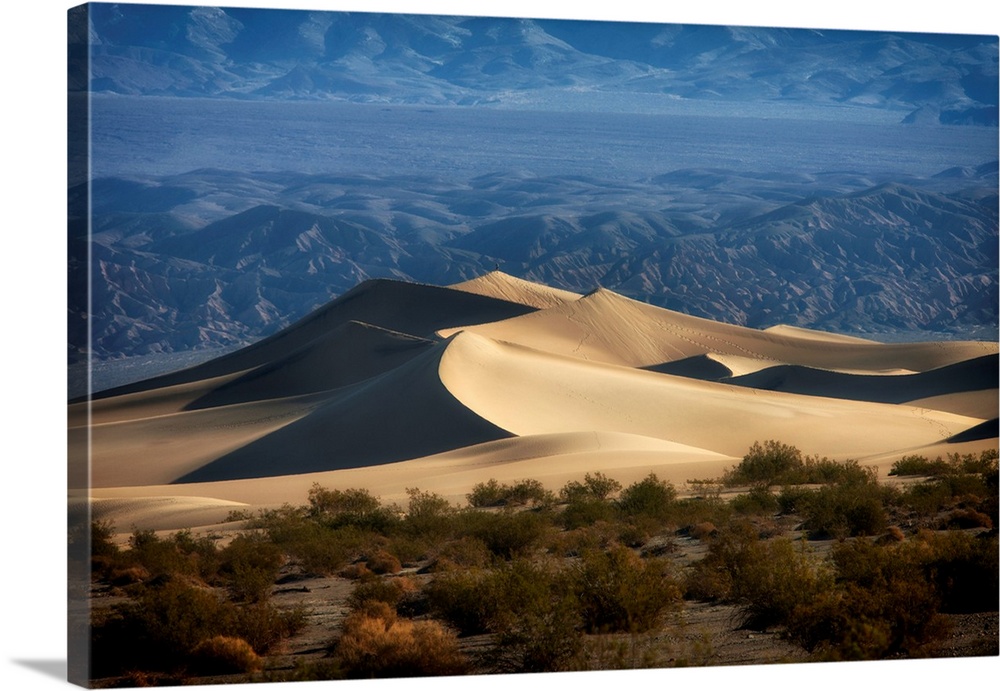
70,271,998,533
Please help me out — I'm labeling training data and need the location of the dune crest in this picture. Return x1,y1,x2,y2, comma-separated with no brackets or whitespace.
449,270,581,309
438,284,996,372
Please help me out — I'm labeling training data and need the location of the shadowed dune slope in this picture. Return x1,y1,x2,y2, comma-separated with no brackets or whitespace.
721,354,999,404
438,287,997,372
183,321,435,410
173,338,513,484
449,270,582,309
83,278,537,401
439,331,987,460
945,418,1000,444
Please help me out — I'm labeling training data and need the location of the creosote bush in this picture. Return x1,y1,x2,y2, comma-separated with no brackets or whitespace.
615,473,676,521
574,546,681,634
467,478,556,507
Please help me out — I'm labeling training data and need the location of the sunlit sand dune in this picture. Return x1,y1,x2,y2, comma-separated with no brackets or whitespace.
437,284,996,372
449,270,582,309
72,273,997,532
439,331,986,460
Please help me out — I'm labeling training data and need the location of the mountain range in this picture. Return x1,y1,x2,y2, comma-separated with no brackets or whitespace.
74,4,999,124
69,164,999,369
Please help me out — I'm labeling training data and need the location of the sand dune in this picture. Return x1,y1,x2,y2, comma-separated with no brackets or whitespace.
73,273,997,533
172,338,512,484
449,270,581,309
722,354,998,404
78,393,327,487
439,331,986,460
437,284,996,372
84,278,536,401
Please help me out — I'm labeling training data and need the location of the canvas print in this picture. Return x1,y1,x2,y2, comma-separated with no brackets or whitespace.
67,2,999,687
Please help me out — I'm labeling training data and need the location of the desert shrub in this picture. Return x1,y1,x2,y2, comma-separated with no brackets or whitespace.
363,549,402,575
92,575,306,674
347,577,415,613
218,534,283,602
683,519,761,601
776,485,814,515
467,479,507,507
891,450,999,478
188,636,262,676
899,473,992,517
687,517,830,629
616,473,676,522
890,455,952,477
730,485,779,516
731,538,830,630
426,558,582,671
560,473,623,502
937,508,993,530
459,508,549,560
306,484,400,532
233,602,307,655
573,546,681,634
558,496,618,530
424,568,496,635
724,440,803,487
789,457,875,486
787,538,951,659
467,479,555,508
476,559,583,674
918,530,999,613
402,488,455,539
126,530,199,579
792,476,894,539
550,521,619,557
671,495,733,534
332,605,467,678
423,536,493,572
91,520,119,559
260,513,364,575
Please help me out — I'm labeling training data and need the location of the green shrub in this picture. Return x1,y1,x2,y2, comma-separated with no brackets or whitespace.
424,568,496,636
730,538,830,630
459,509,549,560
558,497,617,530
787,538,951,659
306,484,400,532
573,546,681,634
730,486,779,516
467,479,555,508
426,558,582,671
724,440,803,487
616,473,676,521
476,559,583,674
890,455,952,477
560,473,623,502
402,488,455,539
790,475,894,539
218,534,283,602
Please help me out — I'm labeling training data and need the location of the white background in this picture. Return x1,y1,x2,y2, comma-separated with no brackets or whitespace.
2,1,998,690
